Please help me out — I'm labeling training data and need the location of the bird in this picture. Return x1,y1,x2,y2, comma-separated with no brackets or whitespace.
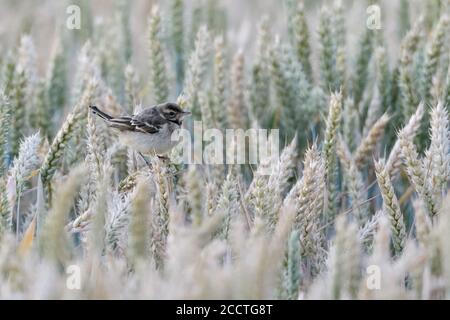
89,102,191,158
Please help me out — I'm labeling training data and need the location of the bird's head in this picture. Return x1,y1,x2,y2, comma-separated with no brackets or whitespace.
158,102,191,125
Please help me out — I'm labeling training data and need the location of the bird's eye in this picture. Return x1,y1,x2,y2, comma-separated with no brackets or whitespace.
168,111,176,117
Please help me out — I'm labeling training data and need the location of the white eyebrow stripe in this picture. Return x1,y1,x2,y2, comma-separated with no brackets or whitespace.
111,118,132,124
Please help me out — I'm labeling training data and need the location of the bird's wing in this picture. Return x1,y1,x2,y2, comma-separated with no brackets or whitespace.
108,108,164,134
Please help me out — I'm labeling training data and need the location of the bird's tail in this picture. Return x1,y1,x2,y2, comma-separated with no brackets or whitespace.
89,106,113,121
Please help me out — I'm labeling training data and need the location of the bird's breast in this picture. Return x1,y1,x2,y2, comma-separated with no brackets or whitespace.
118,124,180,155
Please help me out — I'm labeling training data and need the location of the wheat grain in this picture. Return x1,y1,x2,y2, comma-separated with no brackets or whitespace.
374,158,406,255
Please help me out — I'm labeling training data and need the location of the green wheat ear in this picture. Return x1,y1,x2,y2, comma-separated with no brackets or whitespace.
318,6,338,92
148,6,169,104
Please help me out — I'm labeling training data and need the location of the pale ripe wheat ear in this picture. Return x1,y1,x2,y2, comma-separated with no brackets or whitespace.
215,170,239,238
424,101,450,196
152,158,170,239
293,144,325,275
374,158,406,256
398,127,438,218
358,210,382,246
355,113,390,168
205,181,218,217
105,191,132,256
9,133,41,236
386,102,424,176
9,133,41,197
77,111,104,216
268,134,298,198
250,170,276,229
245,156,272,203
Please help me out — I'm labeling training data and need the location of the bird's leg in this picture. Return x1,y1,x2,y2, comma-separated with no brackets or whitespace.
138,152,152,169
157,154,171,166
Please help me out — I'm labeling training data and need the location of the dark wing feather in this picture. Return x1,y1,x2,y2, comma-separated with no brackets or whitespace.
108,107,164,134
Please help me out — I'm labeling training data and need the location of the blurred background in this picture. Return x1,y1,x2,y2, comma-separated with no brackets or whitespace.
0,0,431,99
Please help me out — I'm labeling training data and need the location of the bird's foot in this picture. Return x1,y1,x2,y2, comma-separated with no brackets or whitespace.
157,154,171,164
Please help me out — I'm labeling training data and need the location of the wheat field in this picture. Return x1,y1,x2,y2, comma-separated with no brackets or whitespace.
0,0,450,300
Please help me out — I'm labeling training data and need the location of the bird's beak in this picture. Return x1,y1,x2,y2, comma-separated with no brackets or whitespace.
181,111,191,118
